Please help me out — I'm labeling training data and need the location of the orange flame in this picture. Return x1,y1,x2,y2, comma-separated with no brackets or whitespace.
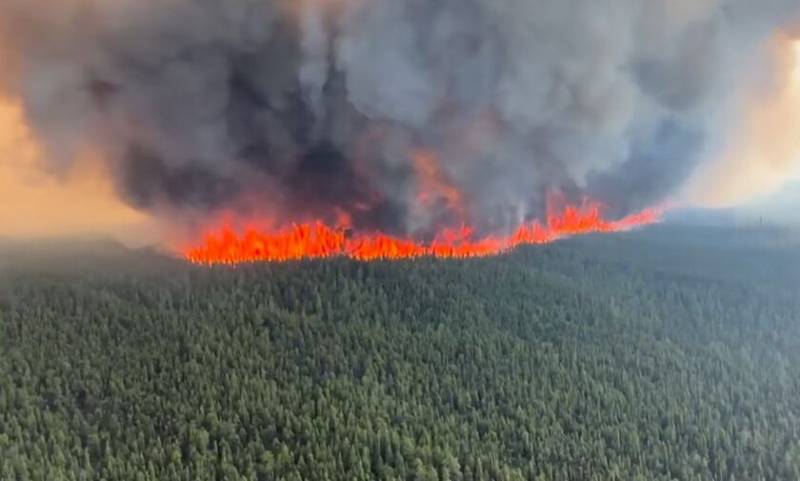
183,201,662,265
412,150,466,219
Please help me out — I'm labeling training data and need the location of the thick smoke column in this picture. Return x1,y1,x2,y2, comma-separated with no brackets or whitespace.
1,0,799,236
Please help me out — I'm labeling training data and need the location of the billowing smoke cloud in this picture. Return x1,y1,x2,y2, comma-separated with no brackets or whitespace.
1,0,799,237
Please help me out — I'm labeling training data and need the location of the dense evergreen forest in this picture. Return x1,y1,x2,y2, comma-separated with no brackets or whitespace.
1,225,799,481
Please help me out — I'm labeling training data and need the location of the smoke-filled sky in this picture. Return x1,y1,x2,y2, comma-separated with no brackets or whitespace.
0,97,153,241
1,0,799,241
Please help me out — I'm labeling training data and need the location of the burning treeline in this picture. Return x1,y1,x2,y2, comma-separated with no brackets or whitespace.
0,0,799,262
183,194,662,264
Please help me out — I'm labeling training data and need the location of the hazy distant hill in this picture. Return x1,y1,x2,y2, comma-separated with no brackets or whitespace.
666,184,800,229
0,237,176,275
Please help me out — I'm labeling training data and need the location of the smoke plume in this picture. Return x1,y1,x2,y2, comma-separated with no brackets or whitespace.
1,0,799,237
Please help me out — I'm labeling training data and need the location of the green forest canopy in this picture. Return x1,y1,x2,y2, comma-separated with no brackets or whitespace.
1,225,799,481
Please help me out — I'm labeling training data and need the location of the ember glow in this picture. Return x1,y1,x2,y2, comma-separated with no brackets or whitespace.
183,202,661,265
412,150,467,220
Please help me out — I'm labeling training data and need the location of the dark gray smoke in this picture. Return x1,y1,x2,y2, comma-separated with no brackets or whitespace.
1,0,799,235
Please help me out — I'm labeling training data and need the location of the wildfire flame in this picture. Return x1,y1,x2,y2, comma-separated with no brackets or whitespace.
412,150,467,219
183,201,661,265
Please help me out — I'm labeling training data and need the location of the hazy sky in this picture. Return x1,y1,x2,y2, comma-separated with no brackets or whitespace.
683,37,800,207
0,97,153,242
